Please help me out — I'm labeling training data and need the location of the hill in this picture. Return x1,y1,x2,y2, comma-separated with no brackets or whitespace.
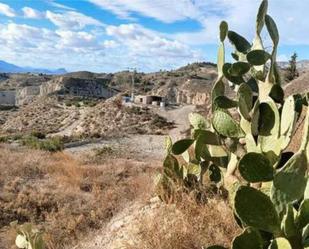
284,71,309,96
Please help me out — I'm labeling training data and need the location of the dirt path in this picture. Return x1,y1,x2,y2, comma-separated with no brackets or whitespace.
66,134,166,160
66,105,197,248
76,197,163,249
64,105,196,160
156,104,196,140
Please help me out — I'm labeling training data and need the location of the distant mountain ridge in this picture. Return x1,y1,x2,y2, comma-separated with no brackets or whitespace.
0,60,67,74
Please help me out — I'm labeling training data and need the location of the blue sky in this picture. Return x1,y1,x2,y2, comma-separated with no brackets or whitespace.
0,0,308,72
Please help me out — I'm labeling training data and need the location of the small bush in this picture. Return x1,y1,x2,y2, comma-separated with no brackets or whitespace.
30,131,46,139
74,102,81,108
94,145,116,157
22,136,63,152
151,114,174,129
125,106,142,115
64,101,72,107
83,99,97,107
0,134,23,143
0,105,17,111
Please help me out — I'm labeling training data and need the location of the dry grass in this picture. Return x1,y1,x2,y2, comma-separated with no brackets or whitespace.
131,195,240,249
0,144,156,249
0,143,240,249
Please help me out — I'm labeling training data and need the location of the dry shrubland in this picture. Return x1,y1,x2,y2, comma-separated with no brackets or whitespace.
0,143,239,249
0,144,156,249
131,196,240,249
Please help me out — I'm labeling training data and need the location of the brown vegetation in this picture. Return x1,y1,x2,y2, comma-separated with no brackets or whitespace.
0,143,241,249
130,195,240,249
0,144,156,249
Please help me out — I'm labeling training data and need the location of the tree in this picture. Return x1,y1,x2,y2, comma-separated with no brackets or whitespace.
285,52,299,82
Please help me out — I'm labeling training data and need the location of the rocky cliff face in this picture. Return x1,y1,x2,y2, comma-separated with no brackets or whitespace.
16,86,40,105
40,77,117,99
152,78,214,106
40,78,63,96
176,90,210,105
14,77,118,106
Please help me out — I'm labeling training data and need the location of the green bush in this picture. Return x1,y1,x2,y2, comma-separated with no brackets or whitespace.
30,131,46,139
22,136,63,152
64,101,72,107
0,134,23,143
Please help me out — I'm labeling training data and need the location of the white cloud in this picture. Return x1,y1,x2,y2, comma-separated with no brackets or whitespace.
0,2,16,17
46,10,104,30
171,0,309,46
106,23,200,59
0,23,58,53
105,23,202,71
46,0,76,11
103,40,118,48
22,7,44,19
55,30,104,52
0,22,106,71
0,20,201,72
2,0,309,72
88,0,201,23
88,0,309,46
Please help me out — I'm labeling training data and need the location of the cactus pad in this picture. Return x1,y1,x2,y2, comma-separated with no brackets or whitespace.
212,110,245,138
238,152,274,182
234,186,280,233
269,238,291,249
172,139,194,155
232,228,263,249
189,113,209,130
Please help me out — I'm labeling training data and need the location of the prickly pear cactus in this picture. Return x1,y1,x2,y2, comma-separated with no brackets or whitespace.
156,0,309,248
10,222,44,249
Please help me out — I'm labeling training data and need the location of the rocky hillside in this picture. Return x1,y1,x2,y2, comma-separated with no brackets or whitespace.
0,73,52,90
0,95,173,137
148,63,218,105
278,60,309,74
1,96,80,134
0,62,220,106
71,96,174,137
284,71,309,96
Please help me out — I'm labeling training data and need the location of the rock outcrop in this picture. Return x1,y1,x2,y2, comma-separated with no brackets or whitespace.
13,77,118,106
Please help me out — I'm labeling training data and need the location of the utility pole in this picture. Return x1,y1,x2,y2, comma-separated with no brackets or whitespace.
127,67,137,102
131,69,136,102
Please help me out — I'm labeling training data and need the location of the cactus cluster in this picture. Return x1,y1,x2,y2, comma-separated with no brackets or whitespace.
156,113,224,202
158,0,309,248
10,222,44,249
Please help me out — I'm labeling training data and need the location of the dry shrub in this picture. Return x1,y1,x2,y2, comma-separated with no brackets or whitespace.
0,144,156,249
133,195,240,249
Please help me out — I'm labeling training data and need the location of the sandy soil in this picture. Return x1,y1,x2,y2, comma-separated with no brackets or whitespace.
64,105,196,161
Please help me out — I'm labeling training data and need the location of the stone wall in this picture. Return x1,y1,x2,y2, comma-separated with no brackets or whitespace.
0,91,16,105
